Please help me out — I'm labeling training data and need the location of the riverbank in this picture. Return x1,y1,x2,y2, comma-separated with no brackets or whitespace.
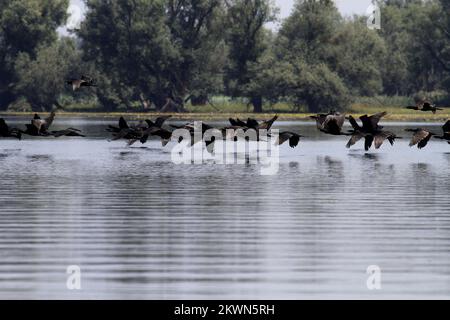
1,105,449,122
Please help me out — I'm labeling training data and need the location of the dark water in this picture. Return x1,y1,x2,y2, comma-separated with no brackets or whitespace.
1,118,450,299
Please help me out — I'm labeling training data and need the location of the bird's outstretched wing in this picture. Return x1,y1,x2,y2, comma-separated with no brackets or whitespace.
442,120,450,133
365,135,374,150
348,115,361,131
276,132,291,146
374,131,396,149
154,115,172,128
276,132,301,148
258,115,278,130
311,114,327,130
0,118,9,135
43,111,56,131
110,129,131,141
229,118,238,126
246,118,259,129
52,129,85,138
408,129,430,148
119,117,129,129
346,132,364,148
360,112,387,132
323,114,344,134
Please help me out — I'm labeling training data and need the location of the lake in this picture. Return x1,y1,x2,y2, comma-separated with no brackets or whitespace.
0,117,450,299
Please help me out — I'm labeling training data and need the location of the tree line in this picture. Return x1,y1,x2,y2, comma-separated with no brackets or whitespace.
1,0,450,113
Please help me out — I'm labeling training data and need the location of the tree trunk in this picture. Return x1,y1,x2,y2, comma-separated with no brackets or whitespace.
251,96,263,113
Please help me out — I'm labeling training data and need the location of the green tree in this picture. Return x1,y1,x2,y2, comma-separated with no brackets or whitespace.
273,0,351,112
78,0,224,111
378,0,450,96
0,0,69,109
277,0,341,63
328,17,386,97
14,37,83,111
166,0,225,103
224,0,277,113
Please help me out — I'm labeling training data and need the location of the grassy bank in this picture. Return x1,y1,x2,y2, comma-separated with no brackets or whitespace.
1,104,449,122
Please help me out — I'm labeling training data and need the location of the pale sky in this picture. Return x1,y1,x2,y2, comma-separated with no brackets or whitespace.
64,0,373,33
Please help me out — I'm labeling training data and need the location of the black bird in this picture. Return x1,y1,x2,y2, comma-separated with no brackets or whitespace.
145,115,172,129
405,120,450,149
434,120,450,144
130,126,173,146
32,111,56,135
170,122,215,146
229,118,248,128
358,111,387,132
244,115,279,130
257,115,279,130
106,117,130,134
108,117,142,142
0,119,22,140
276,132,302,148
346,112,398,150
66,75,97,91
310,111,346,135
123,115,172,133
21,112,56,136
405,100,443,114
405,129,434,149
21,111,84,138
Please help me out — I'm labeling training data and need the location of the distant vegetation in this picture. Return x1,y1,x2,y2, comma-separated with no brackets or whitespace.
1,0,450,114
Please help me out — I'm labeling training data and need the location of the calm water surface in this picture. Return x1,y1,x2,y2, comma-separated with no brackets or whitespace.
0,118,450,299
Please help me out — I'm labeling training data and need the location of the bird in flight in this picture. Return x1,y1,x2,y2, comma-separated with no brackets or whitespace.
275,131,303,148
406,120,450,149
66,75,97,91
0,119,22,140
21,111,84,137
346,112,399,151
405,100,443,114
310,111,346,135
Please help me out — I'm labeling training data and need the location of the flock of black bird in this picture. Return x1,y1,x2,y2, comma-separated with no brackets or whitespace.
1,75,449,151
0,112,84,140
1,109,449,152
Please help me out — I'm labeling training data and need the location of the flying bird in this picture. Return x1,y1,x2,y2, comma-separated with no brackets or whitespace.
429,120,450,144
108,117,143,142
310,111,346,135
145,115,172,129
346,112,398,150
405,129,434,149
405,120,450,149
405,100,443,114
276,132,302,148
229,118,248,128
21,111,84,138
66,75,97,91
0,119,22,140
